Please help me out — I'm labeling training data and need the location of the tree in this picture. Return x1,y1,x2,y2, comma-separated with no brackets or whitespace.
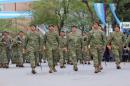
32,0,95,33
114,0,130,21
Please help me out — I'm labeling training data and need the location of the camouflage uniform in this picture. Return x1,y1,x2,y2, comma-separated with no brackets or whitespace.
44,31,59,73
108,31,125,68
67,32,81,71
0,42,8,68
82,33,91,64
88,29,106,73
26,31,42,74
76,35,83,63
12,34,25,67
0,34,12,68
59,36,67,68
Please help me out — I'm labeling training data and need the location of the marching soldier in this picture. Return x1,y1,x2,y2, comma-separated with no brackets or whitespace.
44,25,60,73
88,22,106,73
82,32,91,64
12,31,25,67
67,25,81,71
108,25,125,69
25,25,42,74
59,31,67,68
0,31,12,68
0,40,8,68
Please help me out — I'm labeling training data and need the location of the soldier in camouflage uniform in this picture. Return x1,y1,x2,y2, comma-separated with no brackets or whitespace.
82,32,91,64
76,34,83,64
108,25,125,69
25,25,42,74
0,40,8,68
67,25,81,71
0,33,2,68
0,31,12,68
44,25,59,73
54,25,60,65
88,22,106,73
37,29,45,64
12,31,25,67
59,31,67,68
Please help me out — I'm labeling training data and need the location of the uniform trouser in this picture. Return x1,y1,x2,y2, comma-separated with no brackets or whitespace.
29,50,36,68
59,49,67,66
6,48,12,64
76,48,82,62
34,51,40,65
39,52,43,62
69,48,77,68
55,49,60,64
65,51,70,63
0,50,8,64
112,47,122,65
82,48,91,62
13,50,23,65
90,46,103,67
46,48,58,70
24,52,30,63
43,49,47,61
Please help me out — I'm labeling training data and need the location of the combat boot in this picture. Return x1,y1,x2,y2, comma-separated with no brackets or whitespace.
19,64,24,67
37,63,40,66
80,60,84,64
2,64,6,68
88,61,91,65
0,64,2,68
32,68,36,74
99,65,103,70
94,65,100,73
5,64,9,68
60,65,66,68
53,67,57,72
116,64,121,69
49,70,53,73
43,61,46,63
49,66,53,73
73,65,78,71
16,64,19,67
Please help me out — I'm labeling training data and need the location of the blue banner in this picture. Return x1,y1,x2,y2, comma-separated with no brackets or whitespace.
0,0,36,3
94,3,106,25
109,3,121,25
0,11,32,19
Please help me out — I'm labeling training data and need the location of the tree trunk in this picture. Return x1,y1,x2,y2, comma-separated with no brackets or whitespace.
85,1,94,22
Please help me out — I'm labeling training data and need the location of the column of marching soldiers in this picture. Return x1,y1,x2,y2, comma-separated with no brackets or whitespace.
0,21,130,74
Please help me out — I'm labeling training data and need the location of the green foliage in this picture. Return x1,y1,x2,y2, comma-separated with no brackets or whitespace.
0,28,19,31
32,0,59,25
116,0,130,21
0,19,12,28
32,0,130,32
32,0,95,32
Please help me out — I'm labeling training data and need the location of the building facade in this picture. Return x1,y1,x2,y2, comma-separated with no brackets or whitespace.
0,2,31,11
0,2,32,30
